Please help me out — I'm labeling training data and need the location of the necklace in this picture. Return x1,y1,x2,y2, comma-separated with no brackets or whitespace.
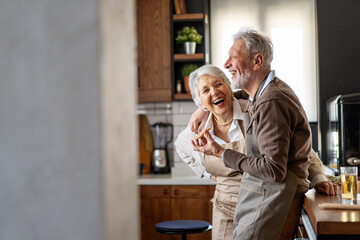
213,116,233,126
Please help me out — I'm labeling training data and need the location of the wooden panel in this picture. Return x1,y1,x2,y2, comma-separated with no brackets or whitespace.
207,185,215,240
171,185,208,198
137,0,171,103
141,197,172,240
141,185,170,198
171,198,209,219
140,185,212,240
174,53,204,60
171,198,210,240
171,186,210,240
304,189,360,235
138,89,172,103
173,13,204,20
174,93,192,100
207,185,215,218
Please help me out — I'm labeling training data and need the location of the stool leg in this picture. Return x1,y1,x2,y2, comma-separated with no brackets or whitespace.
181,234,187,240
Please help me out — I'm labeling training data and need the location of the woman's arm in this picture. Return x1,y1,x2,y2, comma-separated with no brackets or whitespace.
308,150,338,195
174,125,208,178
307,149,327,185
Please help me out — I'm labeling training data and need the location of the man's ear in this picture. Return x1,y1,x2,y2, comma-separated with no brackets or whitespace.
252,53,263,70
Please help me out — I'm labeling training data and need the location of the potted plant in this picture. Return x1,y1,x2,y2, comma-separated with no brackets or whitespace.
181,64,199,94
176,26,203,54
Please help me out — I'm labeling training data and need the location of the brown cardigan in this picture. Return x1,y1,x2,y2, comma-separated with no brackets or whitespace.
224,78,311,191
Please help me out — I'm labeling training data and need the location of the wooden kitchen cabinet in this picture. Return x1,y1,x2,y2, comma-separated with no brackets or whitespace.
140,185,214,240
140,186,172,240
136,0,172,103
136,0,210,103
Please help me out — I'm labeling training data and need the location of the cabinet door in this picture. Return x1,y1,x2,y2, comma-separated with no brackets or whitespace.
137,0,172,103
140,186,172,240
207,185,215,240
171,185,211,240
207,185,215,222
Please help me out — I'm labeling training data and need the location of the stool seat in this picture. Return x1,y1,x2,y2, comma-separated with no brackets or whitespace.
155,220,212,240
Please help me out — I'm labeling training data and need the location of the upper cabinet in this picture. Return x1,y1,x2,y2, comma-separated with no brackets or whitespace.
137,0,172,103
136,0,210,103
171,0,210,101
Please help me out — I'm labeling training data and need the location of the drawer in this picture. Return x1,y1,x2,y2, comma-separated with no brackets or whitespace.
171,185,208,199
140,185,170,198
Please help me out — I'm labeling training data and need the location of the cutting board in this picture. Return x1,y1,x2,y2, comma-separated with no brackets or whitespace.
138,115,153,174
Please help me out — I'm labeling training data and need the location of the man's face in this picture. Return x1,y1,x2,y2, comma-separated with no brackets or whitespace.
224,39,252,91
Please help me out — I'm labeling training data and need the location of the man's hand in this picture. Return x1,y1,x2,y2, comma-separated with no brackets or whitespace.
314,181,338,196
191,131,224,158
190,108,209,134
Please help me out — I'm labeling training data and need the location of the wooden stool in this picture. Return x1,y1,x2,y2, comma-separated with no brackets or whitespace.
155,220,212,240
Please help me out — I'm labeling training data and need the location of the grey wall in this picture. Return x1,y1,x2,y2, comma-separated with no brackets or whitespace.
0,0,102,239
317,0,360,164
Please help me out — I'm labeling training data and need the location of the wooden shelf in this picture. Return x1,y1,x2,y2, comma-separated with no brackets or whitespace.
174,93,192,100
171,0,209,102
173,13,204,21
174,53,204,60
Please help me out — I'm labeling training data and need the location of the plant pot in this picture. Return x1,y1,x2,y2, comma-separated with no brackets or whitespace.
184,76,191,94
184,42,196,54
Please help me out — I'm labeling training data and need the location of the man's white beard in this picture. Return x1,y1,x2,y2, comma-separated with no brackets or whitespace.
231,68,251,91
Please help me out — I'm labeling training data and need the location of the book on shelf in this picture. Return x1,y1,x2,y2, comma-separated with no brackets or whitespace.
173,0,181,14
179,0,187,14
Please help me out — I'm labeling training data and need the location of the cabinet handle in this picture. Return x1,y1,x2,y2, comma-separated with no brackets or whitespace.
163,188,168,195
174,189,179,195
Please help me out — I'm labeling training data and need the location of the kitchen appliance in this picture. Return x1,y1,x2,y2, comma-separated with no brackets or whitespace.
151,122,173,174
326,93,360,175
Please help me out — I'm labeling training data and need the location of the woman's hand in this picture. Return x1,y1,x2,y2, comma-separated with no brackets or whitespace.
191,131,224,158
210,175,217,182
190,108,209,134
314,181,338,196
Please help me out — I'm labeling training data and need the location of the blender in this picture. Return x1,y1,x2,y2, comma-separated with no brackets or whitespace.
151,122,173,174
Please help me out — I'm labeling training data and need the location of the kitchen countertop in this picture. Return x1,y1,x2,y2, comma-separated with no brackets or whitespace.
302,189,360,240
138,173,216,185
138,162,337,185
138,162,216,185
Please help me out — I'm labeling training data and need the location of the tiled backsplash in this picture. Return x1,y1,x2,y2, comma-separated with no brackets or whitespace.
137,102,320,172
137,101,198,166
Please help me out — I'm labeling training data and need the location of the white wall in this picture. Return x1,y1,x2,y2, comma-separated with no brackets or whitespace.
210,0,317,121
0,0,138,239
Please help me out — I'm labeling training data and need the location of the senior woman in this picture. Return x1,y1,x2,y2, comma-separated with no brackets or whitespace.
175,64,337,240
175,64,247,240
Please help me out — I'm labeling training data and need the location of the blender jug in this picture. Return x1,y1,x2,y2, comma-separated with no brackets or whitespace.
151,122,173,174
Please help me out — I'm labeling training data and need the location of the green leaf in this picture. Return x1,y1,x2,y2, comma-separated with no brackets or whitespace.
176,26,203,44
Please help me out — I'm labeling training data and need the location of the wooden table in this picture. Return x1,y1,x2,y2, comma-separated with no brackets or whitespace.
302,189,360,240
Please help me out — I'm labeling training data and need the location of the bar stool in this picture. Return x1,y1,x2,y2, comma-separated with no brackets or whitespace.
155,220,212,240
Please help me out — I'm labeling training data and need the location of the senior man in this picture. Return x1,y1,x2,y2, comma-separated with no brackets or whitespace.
191,28,335,240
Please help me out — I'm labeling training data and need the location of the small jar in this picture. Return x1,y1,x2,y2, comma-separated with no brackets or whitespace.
176,79,182,93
